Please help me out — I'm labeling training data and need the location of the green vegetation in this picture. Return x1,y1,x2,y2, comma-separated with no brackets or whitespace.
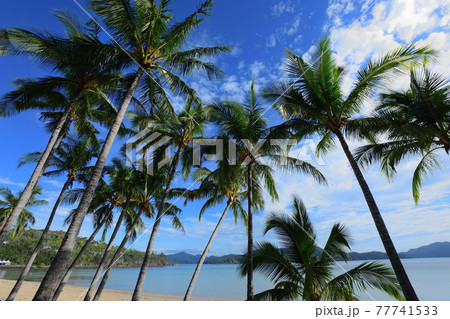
239,197,404,301
0,229,169,267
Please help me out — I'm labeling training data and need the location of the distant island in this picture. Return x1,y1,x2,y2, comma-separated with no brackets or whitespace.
167,242,450,265
2,230,449,267
0,229,170,268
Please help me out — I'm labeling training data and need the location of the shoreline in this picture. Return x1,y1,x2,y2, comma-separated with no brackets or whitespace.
0,264,177,270
0,279,236,301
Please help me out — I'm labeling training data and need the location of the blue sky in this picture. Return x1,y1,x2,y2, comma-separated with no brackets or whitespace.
1,0,450,256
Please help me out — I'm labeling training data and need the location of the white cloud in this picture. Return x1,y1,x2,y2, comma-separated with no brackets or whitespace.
266,13,303,48
231,46,242,57
272,0,295,17
266,34,277,48
0,176,25,188
327,0,356,26
249,61,265,78
42,179,64,189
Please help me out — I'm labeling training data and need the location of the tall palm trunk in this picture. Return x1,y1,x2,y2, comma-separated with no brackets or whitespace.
84,204,128,301
0,94,81,247
184,201,233,301
132,146,183,301
0,218,6,231
93,207,145,301
246,164,254,301
52,206,114,301
42,116,74,171
6,176,74,301
336,130,418,301
33,69,144,301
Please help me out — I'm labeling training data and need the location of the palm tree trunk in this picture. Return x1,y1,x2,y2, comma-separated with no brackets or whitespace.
33,69,144,301
93,207,145,301
6,176,74,301
132,146,183,301
246,164,254,301
52,206,114,301
0,94,81,247
336,130,418,301
184,201,233,301
42,116,74,172
84,204,128,301
0,217,7,232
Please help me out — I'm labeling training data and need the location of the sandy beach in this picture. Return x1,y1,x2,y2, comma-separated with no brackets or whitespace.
0,279,233,301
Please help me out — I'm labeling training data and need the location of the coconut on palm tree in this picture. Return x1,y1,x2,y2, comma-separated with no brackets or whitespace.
355,68,450,203
209,81,327,300
34,0,229,300
263,37,434,300
240,196,404,301
0,11,123,246
6,134,100,301
0,186,48,238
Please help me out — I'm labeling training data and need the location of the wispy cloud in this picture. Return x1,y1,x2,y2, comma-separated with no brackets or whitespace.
271,0,295,17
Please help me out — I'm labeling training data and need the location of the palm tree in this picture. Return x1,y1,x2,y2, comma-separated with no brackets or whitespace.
209,81,327,300
355,68,450,203
52,181,121,301
34,0,229,300
0,11,123,246
92,161,184,301
183,163,254,301
239,196,404,301
6,134,100,301
83,158,136,301
263,37,433,300
0,186,48,237
130,96,209,300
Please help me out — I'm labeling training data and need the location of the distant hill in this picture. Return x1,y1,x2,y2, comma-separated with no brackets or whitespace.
347,241,450,261
167,242,450,264
167,252,244,265
401,242,450,258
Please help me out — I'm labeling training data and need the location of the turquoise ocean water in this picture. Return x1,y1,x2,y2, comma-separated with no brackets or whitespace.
1,258,449,300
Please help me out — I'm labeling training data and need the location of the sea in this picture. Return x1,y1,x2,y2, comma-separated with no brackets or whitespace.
1,257,449,300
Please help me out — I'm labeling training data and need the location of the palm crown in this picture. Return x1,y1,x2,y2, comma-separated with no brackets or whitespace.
239,196,404,301
1,10,124,117
355,68,450,203
0,186,48,238
89,0,230,106
263,37,434,152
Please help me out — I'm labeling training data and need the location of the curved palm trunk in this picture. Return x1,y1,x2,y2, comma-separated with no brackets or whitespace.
336,130,418,301
52,206,114,301
0,217,8,232
246,164,254,301
0,94,81,247
184,201,233,301
93,208,145,301
83,205,128,301
6,176,73,301
132,146,183,301
33,69,144,301
42,116,74,171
